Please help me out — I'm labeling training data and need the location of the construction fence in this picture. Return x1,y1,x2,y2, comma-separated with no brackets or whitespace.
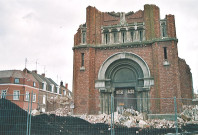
0,93,198,135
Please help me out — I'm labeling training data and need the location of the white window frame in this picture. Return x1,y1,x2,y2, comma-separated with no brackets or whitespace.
63,90,66,96
56,86,60,94
33,93,36,102
25,91,29,101
43,95,46,104
33,82,36,87
13,90,20,100
41,108,45,113
1,90,7,98
42,82,46,90
50,84,54,92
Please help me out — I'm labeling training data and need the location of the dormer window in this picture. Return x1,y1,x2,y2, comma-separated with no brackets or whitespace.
33,82,36,87
50,84,54,92
63,90,66,96
14,78,20,84
56,86,60,93
42,82,46,90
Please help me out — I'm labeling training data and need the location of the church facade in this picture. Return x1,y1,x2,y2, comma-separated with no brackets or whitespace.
72,4,193,114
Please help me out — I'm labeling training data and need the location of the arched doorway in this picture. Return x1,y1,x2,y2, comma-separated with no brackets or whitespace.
95,52,153,114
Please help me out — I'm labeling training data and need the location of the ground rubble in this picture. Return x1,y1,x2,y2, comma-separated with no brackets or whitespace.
32,105,198,129
77,106,198,129
78,109,176,129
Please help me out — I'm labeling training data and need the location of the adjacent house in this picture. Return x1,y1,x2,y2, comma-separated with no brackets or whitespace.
0,69,73,114
0,69,39,110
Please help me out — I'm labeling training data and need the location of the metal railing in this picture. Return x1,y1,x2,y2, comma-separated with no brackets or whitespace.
0,95,198,135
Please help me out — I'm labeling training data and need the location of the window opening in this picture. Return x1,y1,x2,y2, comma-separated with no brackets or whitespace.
164,47,168,59
14,78,20,84
25,91,29,101
122,32,125,43
114,33,117,43
33,82,36,87
139,30,143,41
13,90,20,100
161,21,167,37
43,95,46,104
1,90,7,98
81,53,84,67
33,93,36,102
82,32,86,44
131,31,134,42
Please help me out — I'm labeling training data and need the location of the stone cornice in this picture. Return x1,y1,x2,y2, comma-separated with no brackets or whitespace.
72,38,178,50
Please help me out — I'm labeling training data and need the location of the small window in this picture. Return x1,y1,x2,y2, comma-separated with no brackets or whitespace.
130,31,134,42
104,33,110,44
1,90,7,99
81,53,84,67
14,78,20,84
139,30,143,41
41,108,45,112
59,89,62,94
33,93,36,102
163,47,168,59
25,91,29,101
161,21,167,37
43,95,46,104
82,32,86,44
50,84,54,92
13,90,20,100
113,32,117,43
42,82,46,90
33,82,36,87
63,90,66,96
57,86,60,94
121,31,126,43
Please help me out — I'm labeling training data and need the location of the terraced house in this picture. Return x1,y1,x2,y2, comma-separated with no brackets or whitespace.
0,69,72,113
73,4,193,115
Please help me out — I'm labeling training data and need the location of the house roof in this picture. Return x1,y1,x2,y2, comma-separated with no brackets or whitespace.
0,70,37,82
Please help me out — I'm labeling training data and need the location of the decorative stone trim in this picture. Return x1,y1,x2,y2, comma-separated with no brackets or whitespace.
80,66,85,71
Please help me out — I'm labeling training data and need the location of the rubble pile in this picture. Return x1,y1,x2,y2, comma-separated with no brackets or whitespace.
179,105,198,122
46,106,72,116
47,96,72,105
78,109,176,129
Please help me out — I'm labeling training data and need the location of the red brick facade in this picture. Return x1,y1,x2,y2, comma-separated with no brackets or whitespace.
73,4,193,114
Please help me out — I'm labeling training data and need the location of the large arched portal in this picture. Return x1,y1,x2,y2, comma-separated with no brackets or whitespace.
95,52,153,114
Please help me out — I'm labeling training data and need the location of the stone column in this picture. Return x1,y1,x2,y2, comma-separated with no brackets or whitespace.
101,31,104,44
143,30,146,41
126,28,131,42
109,29,113,44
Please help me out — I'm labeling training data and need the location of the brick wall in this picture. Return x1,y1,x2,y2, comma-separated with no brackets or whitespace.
179,58,193,100
73,4,192,114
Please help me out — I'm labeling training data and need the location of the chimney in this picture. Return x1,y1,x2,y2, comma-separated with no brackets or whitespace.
32,70,37,74
60,81,63,86
42,73,45,77
23,68,28,74
65,83,68,89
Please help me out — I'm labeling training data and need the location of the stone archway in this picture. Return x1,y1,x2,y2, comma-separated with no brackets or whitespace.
95,52,153,114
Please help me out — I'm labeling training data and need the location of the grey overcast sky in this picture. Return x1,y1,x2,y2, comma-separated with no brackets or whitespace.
0,0,198,92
